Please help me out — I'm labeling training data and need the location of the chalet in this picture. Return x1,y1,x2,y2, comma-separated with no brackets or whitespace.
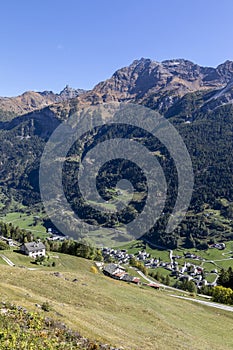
103,264,140,284
20,241,46,258
103,263,125,277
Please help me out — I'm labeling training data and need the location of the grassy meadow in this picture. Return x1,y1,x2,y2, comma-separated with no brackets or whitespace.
0,211,48,239
0,252,233,349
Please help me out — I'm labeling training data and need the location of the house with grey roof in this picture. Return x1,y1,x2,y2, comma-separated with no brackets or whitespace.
20,241,46,258
103,263,125,277
103,263,140,285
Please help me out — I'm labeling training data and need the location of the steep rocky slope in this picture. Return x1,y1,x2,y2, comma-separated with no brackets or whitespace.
44,58,233,120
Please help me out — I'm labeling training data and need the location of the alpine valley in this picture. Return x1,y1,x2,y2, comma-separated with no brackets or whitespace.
1,58,233,249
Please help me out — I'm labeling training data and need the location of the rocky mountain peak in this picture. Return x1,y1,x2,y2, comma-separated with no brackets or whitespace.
59,85,86,99
71,58,233,116
89,58,215,104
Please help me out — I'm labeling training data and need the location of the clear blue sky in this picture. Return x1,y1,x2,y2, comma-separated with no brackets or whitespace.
1,0,233,96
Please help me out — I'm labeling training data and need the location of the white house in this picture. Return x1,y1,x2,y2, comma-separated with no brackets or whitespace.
20,241,46,258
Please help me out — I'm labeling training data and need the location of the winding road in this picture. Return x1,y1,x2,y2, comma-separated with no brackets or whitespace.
137,269,233,312
136,269,184,292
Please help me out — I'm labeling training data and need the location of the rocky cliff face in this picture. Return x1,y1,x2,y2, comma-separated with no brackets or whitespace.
96,59,233,95
64,58,233,115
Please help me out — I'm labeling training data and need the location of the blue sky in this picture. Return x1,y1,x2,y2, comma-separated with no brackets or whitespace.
1,0,233,96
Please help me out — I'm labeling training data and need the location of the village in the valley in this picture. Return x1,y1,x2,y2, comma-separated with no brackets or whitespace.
100,242,227,289
0,228,230,292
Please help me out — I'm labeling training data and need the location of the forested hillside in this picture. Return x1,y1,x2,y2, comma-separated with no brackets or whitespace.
1,58,233,248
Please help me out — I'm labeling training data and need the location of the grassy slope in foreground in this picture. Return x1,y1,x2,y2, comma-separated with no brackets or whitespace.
0,254,233,350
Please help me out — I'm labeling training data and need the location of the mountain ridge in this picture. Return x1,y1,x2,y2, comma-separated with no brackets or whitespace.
0,85,86,120
44,58,233,120
38,58,233,123
2,58,233,122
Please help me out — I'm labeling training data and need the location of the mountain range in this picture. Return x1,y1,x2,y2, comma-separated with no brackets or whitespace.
1,58,233,248
0,85,86,120
2,58,233,121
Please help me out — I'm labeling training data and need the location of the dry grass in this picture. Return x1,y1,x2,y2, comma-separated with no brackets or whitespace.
0,254,232,349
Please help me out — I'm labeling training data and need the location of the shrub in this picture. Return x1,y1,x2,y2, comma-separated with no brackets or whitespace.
90,265,98,274
41,301,51,312
0,241,10,250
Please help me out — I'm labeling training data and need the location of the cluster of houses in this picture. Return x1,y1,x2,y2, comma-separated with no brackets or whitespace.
102,247,160,267
101,246,220,288
170,261,211,287
102,247,133,264
183,252,203,260
46,235,67,242
158,251,218,287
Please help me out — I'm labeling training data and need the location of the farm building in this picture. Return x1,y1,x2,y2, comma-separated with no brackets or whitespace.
20,241,46,258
